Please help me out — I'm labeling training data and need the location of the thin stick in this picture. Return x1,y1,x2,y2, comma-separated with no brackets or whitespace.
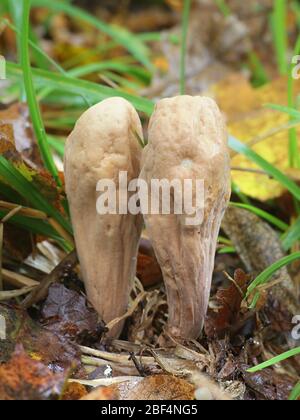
0,201,47,219
2,269,39,288
180,0,192,95
0,286,35,302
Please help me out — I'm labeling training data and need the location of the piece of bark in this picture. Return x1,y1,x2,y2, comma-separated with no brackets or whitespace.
222,207,299,314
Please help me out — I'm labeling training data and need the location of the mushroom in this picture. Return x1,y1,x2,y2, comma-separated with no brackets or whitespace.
139,96,231,340
64,97,143,337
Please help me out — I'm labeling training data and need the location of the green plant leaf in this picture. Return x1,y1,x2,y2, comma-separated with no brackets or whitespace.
289,381,300,401
230,202,288,232
20,0,60,185
281,216,300,250
246,252,300,303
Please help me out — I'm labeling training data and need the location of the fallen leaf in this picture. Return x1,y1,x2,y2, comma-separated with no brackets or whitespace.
243,367,295,400
41,283,99,340
0,344,66,400
205,269,250,338
0,103,43,168
212,74,300,200
0,304,80,370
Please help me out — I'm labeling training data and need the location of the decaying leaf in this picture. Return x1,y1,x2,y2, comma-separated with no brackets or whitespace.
0,103,43,168
205,269,250,338
82,375,195,401
243,368,295,401
137,238,163,288
0,108,64,213
41,283,99,340
62,382,88,401
0,344,67,400
0,304,80,369
212,75,300,200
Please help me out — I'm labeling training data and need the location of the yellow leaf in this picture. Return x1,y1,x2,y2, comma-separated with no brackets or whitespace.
211,75,300,201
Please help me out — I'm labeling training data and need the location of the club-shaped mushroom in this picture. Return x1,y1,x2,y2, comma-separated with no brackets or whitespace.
64,97,143,337
139,96,231,340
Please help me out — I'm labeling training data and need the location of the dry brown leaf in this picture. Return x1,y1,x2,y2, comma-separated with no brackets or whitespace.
205,269,250,338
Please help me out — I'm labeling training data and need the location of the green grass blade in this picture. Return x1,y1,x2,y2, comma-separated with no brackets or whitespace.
214,0,231,17
31,0,152,69
248,51,269,87
289,381,300,400
266,103,300,120
230,202,288,232
68,61,151,83
0,209,65,246
271,0,288,75
218,246,236,255
7,61,155,115
246,252,300,298
248,347,300,373
287,36,300,168
281,216,300,250
20,0,60,185
229,136,300,200
47,136,65,158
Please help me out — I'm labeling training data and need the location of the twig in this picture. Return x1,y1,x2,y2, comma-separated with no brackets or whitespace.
80,346,155,366
70,377,141,389
2,269,39,288
0,286,35,301
231,167,269,176
0,201,47,219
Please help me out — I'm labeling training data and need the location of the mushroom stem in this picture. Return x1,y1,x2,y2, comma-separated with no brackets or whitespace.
64,98,143,337
140,96,231,340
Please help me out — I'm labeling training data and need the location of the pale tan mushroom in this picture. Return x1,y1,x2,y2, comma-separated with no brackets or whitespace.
64,97,143,337
139,96,231,340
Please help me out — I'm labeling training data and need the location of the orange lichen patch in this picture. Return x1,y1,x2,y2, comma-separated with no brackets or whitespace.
0,345,66,400
62,382,88,401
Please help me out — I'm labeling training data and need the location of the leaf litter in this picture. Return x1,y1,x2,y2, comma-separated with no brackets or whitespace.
1,0,300,401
